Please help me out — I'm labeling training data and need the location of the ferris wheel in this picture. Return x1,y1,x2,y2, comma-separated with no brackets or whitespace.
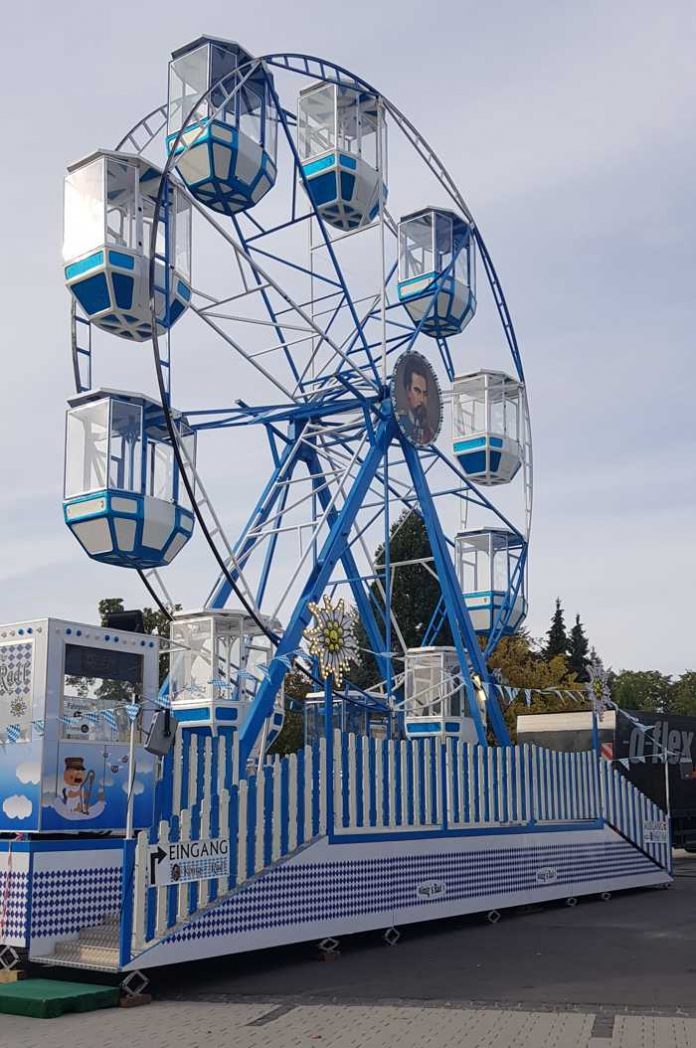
61,38,532,761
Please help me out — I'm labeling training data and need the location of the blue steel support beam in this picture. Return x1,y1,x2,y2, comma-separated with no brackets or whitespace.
305,447,393,690
400,436,511,748
238,416,394,765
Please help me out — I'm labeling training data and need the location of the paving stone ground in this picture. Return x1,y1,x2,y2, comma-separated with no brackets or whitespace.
7,854,696,1046
4,1000,696,1048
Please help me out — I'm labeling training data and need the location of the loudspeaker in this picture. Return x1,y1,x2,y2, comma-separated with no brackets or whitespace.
145,709,178,757
104,610,145,634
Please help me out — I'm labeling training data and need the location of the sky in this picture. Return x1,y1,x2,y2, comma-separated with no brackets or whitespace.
0,0,694,675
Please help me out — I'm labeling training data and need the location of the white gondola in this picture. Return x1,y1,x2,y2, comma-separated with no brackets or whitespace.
456,528,527,635
63,389,196,569
452,370,525,484
404,647,485,742
167,36,277,215
63,151,191,341
169,610,285,750
298,81,386,230
397,207,475,337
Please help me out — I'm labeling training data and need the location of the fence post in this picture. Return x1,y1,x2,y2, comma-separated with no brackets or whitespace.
526,745,536,826
131,830,149,956
324,678,334,837
236,780,248,884
441,739,448,832
155,819,170,939
119,838,136,968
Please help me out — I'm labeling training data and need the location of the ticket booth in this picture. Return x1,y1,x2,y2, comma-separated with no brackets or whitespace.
0,617,159,834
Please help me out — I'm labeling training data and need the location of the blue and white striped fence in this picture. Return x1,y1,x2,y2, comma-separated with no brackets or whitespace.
600,758,671,871
125,736,669,962
332,737,602,831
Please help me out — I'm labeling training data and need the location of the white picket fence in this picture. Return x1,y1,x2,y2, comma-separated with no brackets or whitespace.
125,735,670,962
332,735,602,832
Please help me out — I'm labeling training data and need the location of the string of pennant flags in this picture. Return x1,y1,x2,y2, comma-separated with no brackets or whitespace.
0,701,146,745
0,663,305,744
0,657,667,759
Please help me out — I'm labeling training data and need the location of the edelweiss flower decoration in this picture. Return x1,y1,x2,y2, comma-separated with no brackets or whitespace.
586,656,611,720
304,595,359,688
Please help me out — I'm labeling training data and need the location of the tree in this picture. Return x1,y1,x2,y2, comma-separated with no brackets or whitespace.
97,597,179,687
609,670,672,713
268,670,310,755
352,510,449,689
567,614,590,682
543,598,568,659
487,629,582,739
668,672,696,717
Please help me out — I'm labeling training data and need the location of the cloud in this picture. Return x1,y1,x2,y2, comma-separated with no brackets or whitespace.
122,778,145,796
3,794,33,820
16,760,40,785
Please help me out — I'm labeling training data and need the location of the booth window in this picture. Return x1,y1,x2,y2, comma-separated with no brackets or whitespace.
62,643,144,743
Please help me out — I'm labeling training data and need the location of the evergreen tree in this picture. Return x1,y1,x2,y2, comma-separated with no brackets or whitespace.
567,614,590,682
351,510,450,689
543,598,568,659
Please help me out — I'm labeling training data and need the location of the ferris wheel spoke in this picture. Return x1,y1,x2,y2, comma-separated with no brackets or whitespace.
169,438,261,616
205,436,303,609
304,281,390,399
190,304,299,403
137,568,177,617
183,187,382,399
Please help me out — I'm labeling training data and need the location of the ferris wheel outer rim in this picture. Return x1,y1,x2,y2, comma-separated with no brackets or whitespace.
68,48,532,652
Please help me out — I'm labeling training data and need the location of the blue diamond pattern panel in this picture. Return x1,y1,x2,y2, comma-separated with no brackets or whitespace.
30,865,121,938
163,838,657,946
0,869,29,944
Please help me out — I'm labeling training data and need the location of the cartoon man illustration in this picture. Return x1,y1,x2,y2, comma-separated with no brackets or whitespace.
62,757,95,815
398,358,434,445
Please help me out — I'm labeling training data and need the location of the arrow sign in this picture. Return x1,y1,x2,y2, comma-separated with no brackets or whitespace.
148,838,229,887
149,845,167,887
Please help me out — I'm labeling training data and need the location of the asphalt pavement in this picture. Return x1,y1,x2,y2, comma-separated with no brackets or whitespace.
149,852,696,1018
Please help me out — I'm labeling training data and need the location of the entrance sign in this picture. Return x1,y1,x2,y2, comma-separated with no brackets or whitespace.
643,820,668,844
149,837,229,887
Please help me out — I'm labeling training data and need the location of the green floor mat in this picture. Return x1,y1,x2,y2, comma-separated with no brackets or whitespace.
0,978,119,1019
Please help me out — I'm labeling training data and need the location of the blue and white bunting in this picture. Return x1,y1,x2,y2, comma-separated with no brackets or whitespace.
6,724,22,744
101,709,118,730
